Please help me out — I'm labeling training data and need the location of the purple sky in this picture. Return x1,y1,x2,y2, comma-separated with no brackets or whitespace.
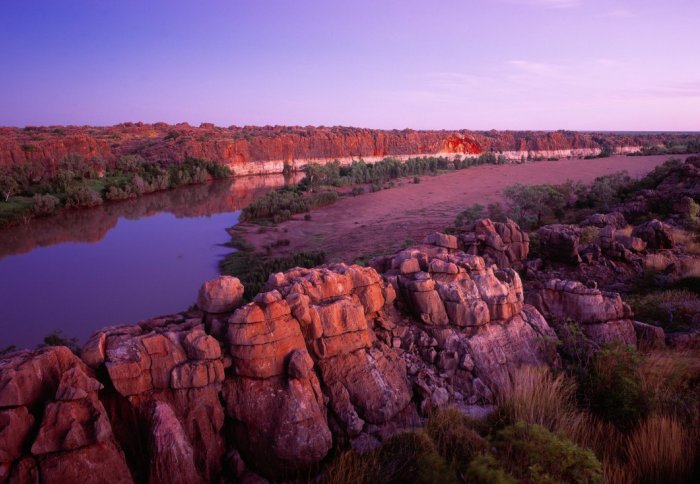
1,0,698,130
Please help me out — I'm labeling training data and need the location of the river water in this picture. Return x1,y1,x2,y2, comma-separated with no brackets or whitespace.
0,175,298,350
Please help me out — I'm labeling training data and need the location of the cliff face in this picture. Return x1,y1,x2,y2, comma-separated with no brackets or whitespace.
1,124,692,175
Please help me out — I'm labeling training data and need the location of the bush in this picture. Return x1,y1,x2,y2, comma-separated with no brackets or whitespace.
466,454,517,484
426,407,488,474
413,176,421,184
580,226,600,245
579,345,647,431
65,183,103,208
627,290,700,332
220,249,326,299
351,186,365,196
490,422,603,484
37,330,81,355
32,193,60,215
374,431,455,484
455,203,485,228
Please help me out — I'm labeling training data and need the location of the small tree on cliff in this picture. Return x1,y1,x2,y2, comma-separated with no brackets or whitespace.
0,171,19,202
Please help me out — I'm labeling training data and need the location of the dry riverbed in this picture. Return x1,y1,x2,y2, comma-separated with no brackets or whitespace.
231,154,681,263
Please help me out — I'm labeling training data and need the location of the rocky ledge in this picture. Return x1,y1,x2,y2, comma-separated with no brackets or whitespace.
0,230,665,483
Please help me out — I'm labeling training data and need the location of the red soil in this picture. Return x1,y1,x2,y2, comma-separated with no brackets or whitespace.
232,154,681,263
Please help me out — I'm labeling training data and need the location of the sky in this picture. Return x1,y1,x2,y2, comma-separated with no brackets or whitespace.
0,0,698,130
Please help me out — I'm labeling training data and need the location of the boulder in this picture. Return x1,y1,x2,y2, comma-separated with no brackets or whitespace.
537,224,582,264
460,218,529,269
197,276,245,314
423,232,458,250
528,279,630,324
632,219,674,250
581,212,627,229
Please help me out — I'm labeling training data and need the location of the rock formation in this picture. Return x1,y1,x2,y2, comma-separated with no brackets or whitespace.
0,232,566,482
527,279,637,347
1,124,692,176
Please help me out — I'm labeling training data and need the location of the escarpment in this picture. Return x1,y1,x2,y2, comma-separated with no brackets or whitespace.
1,124,694,176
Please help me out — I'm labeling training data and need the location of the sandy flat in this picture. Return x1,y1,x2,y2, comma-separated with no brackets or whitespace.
232,154,683,263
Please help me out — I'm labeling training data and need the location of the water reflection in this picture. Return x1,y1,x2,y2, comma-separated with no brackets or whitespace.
0,174,299,349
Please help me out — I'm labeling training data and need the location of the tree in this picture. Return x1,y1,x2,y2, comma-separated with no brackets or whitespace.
0,172,19,202
503,184,567,228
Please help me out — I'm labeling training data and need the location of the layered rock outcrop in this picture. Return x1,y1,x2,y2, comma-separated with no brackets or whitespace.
16,229,682,481
528,279,636,347
1,124,690,176
459,218,530,269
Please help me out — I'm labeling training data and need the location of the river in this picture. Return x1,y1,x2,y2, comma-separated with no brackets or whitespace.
0,174,299,350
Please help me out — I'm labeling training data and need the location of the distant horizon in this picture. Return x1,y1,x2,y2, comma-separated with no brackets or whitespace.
2,1,698,130
3,122,699,135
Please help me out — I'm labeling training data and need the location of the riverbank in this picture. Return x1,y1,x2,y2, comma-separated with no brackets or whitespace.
230,154,683,263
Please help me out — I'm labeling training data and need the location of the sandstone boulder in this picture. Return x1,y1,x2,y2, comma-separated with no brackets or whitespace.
197,276,245,313
528,279,630,324
460,218,529,269
632,219,674,250
538,224,582,264
581,212,627,229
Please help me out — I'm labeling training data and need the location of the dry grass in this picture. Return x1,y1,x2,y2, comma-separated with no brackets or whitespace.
496,363,700,483
625,414,695,483
672,227,700,256
497,365,578,432
323,450,376,484
643,252,673,272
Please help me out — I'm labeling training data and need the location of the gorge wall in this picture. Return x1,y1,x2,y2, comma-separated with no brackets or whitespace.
1,124,693,176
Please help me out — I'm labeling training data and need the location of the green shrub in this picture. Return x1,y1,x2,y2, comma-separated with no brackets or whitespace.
413,176,421,184
465,454,517,484
426,407,488,474
455,203,485,228
32,193,60,215
580,226,600,245
220,249,326,299
627,290,700,332
351,186,365,196
491,422,603,484
37,330,81,355
375,431,455,484
65,183,103,208
579,345,647,431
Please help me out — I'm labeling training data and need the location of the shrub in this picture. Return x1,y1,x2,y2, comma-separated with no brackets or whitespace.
627,290,700,332
579,345,647,431
455,203,485,228
426,407,488,474
65,183,103,208
374,431,455,484
413,176,421,184
115,154,146,174
351,186,365,196
0,172,20,201
580,226,600,245
220,249,326,299
32,193,60,215
491,422,603,484
37,330,81,355
465,454,517,484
